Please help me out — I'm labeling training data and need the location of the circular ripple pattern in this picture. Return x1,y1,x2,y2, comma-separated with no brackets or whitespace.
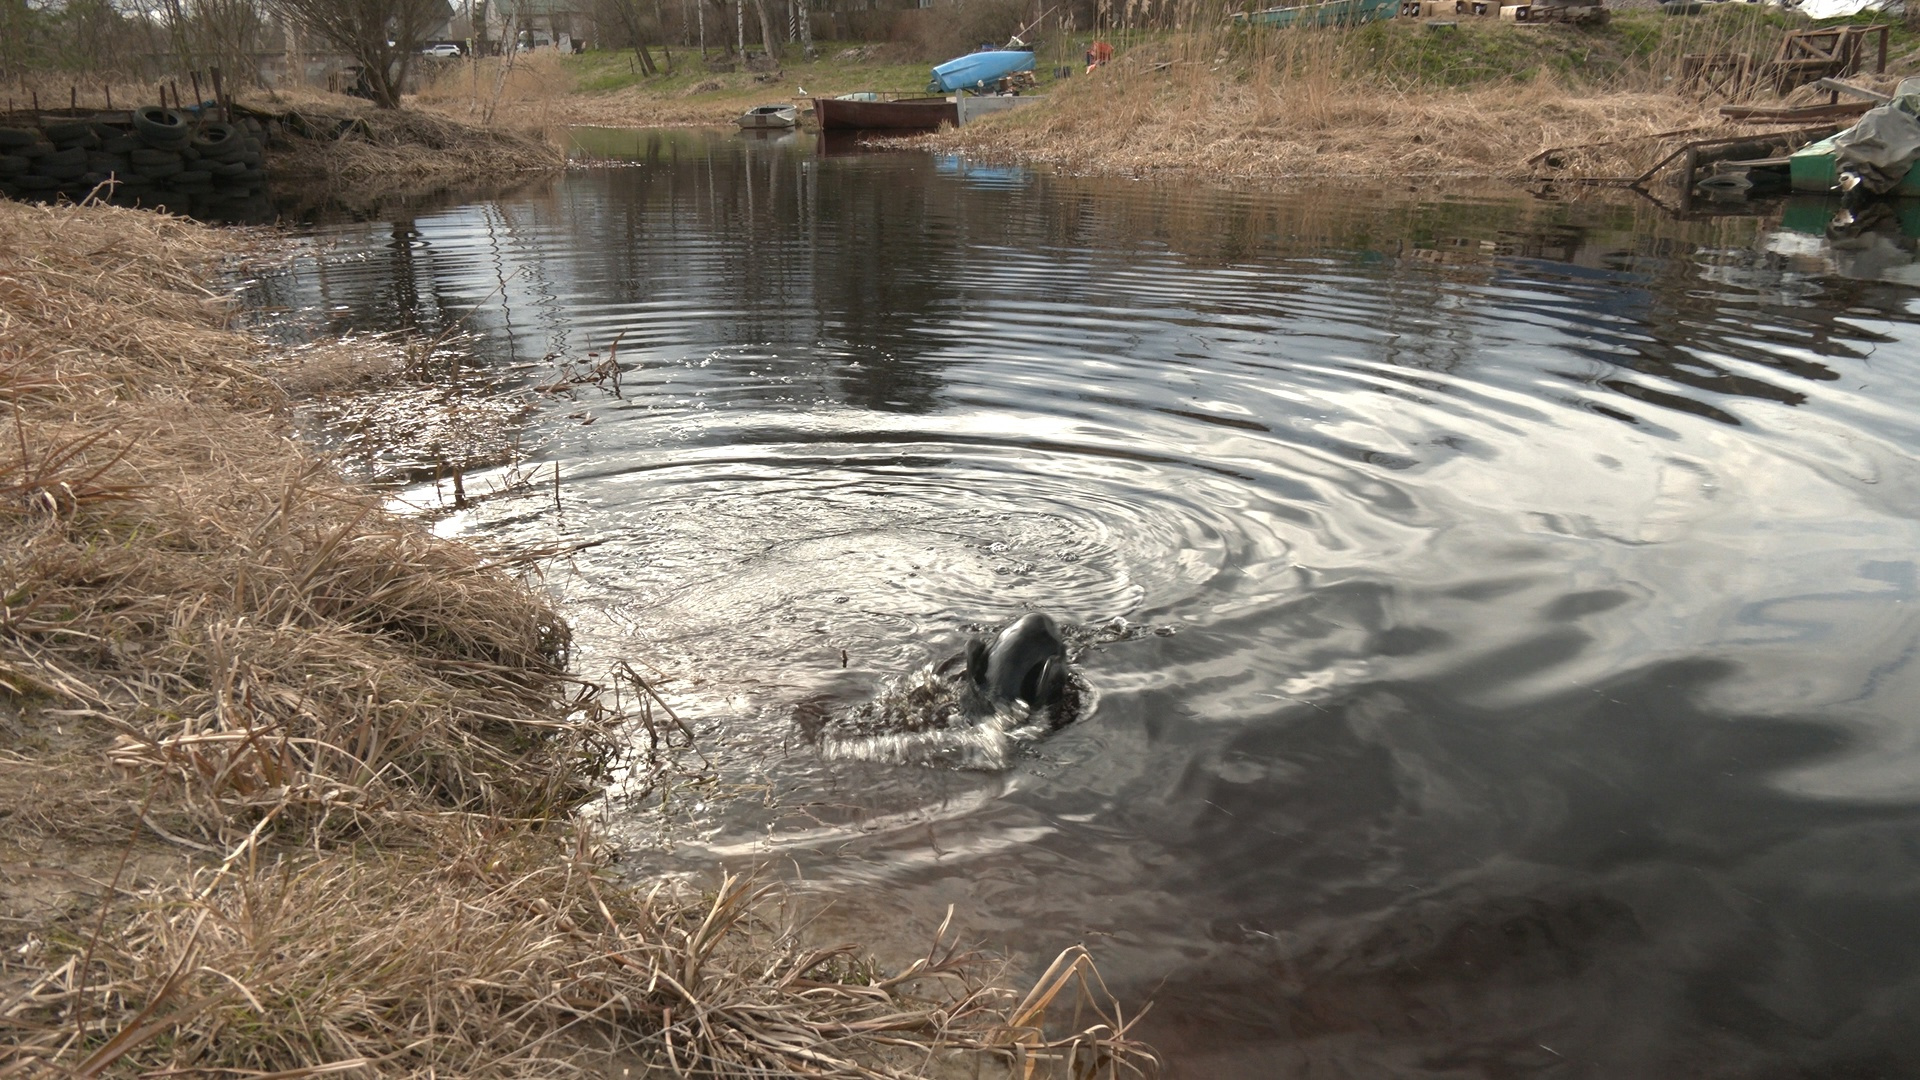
249,132,1920,1079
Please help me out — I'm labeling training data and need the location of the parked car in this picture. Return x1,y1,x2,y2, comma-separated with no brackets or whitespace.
421,43,463,58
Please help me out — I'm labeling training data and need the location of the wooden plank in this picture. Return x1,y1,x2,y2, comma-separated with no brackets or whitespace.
1812,77,1891,103
1720,100,1871,124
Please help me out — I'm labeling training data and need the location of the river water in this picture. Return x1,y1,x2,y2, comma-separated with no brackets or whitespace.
247,128,1920,1078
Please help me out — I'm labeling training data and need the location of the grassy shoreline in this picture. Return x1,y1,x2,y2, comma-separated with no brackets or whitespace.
0,200,1148,1077
424,10,1918,184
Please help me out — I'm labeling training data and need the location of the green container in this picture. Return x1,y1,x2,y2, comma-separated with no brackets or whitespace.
1789,136,1920,196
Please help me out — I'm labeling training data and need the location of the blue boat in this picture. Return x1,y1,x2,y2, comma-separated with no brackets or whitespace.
930,50,1036,93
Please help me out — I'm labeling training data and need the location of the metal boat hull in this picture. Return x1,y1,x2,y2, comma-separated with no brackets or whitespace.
736,105,797,129
816,96,957,131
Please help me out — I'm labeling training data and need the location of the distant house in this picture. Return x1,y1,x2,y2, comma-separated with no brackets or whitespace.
423,1,475,45
486,0,596,51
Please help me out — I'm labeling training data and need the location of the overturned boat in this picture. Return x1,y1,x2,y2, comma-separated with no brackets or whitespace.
929,49,1036,93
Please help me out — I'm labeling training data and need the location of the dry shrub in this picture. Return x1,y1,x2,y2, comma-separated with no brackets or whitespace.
413,48,579,129
0,199,1158,1078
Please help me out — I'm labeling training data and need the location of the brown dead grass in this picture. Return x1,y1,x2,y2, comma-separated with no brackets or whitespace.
0,200,1157,1078
917,20,1877,182
415,49,802,130
927,46,1737,181
239,85,564,182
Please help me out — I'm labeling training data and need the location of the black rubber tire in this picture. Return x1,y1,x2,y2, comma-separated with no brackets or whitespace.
170,168,213,186
13,174,58,190
13,142,49,159
0,127,35,149
132,105,188,141
191,121,238,154
209,159,248,179
129,147,181,168
103,134,143,154
39,161,84,181
132,159,183,180
0,154,24,176
39,146,85,168
86,152,126,171
42,121,92,144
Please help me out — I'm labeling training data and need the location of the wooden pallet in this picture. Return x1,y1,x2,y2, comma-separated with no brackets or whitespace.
1680,52,1755,102
1766,25,1890,94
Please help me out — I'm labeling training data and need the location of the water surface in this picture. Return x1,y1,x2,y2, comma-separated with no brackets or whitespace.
249,129,1920,1078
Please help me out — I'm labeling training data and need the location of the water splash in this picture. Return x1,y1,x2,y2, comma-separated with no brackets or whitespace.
808,616,1164,769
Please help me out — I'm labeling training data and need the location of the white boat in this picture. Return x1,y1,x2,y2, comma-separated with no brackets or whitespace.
735,104,797,130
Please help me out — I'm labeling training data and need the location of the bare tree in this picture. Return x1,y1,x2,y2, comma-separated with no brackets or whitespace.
268,0,449,107
595,0,661,74
746,0,774,62
156,0,267,81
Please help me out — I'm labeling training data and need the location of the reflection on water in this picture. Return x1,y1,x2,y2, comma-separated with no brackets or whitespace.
248,128,1920,1077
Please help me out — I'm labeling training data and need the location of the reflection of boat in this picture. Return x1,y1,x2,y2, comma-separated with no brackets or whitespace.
815,93,958,131
930,50,1035,92
1230,0,1399,27
735,104,797,129
935,154,1029,188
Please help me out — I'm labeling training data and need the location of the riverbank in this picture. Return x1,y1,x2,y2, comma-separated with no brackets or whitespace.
413,44,934,129
213,87,562,185
919,14,1917,181
452,9,1916,182
0,199,1146,1077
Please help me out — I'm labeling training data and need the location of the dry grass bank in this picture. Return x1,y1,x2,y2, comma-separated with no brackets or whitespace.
414,46,943,130
928,71,1724,181
923,13,1918,182
923,32,1727,181
239,86,563,182
0,199,1153,1078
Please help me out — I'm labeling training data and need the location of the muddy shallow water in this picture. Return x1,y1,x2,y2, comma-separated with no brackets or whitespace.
247,128,1920,1077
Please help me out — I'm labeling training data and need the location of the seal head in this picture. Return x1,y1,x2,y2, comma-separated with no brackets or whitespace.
965,612,1069,721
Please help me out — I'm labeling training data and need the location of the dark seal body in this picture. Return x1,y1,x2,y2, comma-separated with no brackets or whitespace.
965,612,1069,721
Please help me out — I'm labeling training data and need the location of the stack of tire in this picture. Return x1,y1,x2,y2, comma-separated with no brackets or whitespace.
0,105,270,218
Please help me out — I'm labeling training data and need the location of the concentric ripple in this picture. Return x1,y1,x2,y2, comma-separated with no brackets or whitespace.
246,131,1920,1078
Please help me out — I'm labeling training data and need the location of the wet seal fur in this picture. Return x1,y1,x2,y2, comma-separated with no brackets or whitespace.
815,611,1094,770
964,612,1070,723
